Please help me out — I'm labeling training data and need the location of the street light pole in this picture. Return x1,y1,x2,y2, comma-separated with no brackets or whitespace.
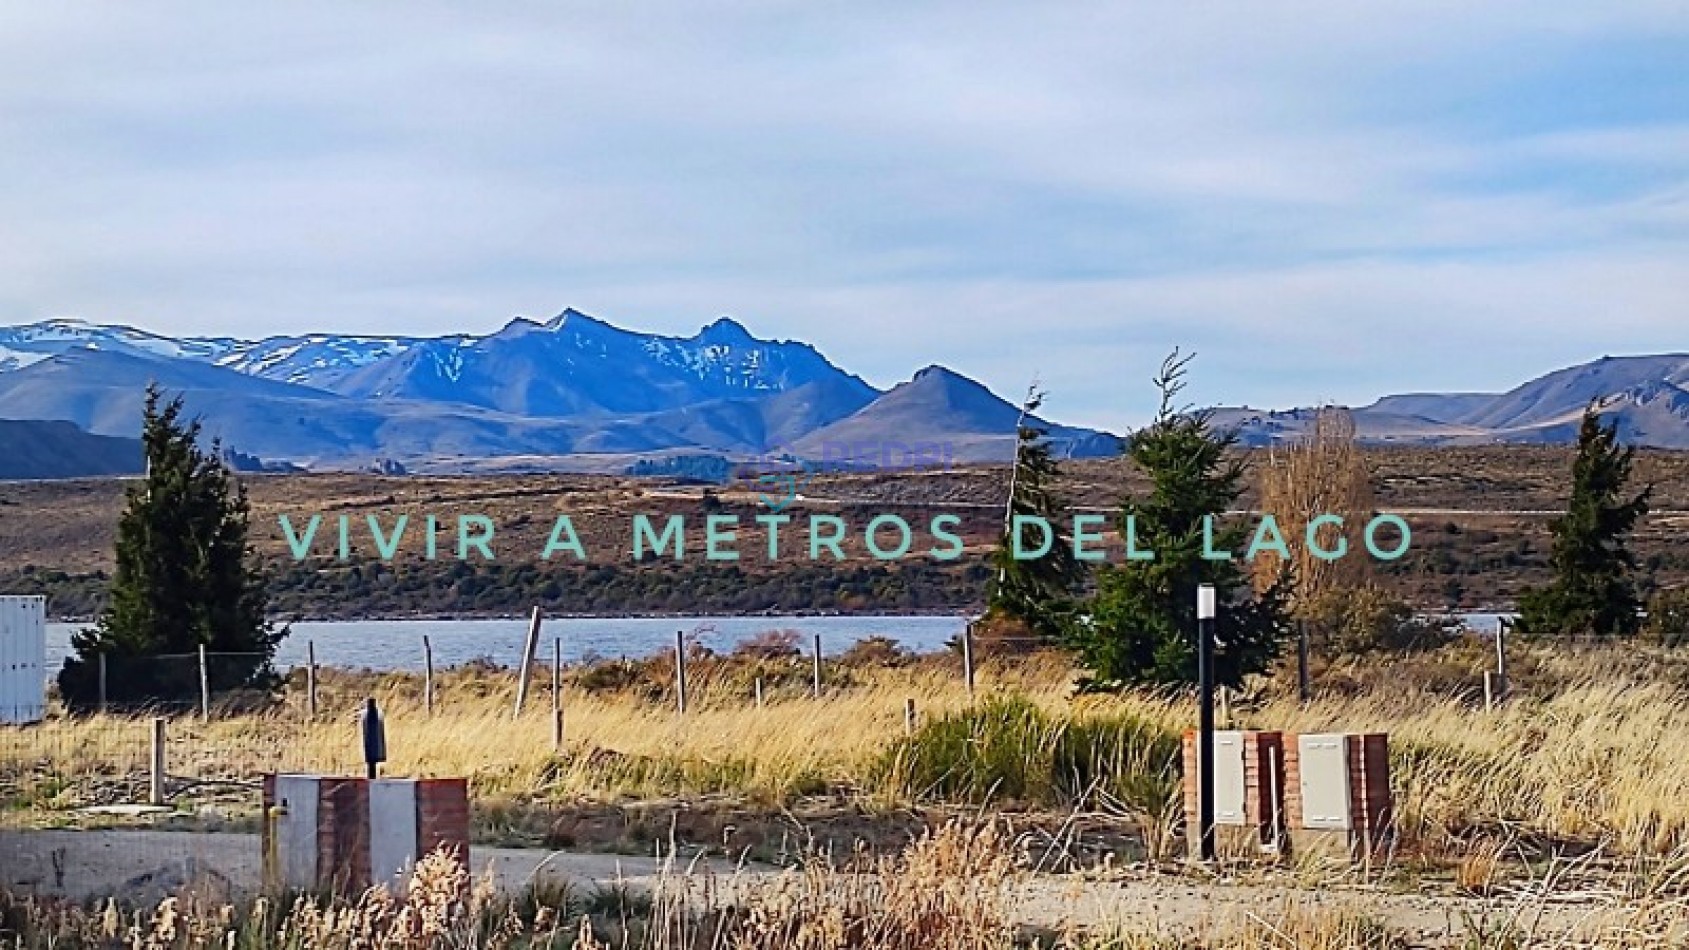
1196,583,1217,863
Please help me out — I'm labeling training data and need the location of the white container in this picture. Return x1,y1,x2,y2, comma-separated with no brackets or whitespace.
0,595,47,724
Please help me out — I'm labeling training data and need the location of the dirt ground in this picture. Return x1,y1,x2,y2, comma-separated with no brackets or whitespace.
0,828,1627,946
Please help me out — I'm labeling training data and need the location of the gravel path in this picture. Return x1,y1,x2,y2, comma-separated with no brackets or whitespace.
0,829,1621,947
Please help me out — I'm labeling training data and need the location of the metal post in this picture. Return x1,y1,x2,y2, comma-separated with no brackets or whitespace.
362,697,386,780
306,640,319,718
513,606,543,717
674,630,688,715
551,637,563,751
422,636,434,715
198,644,210,721
1297,620,1310,703
98,653,107,712
812,634,823,699
149,717,166,805
1196,584,1217,863
961,625,976,698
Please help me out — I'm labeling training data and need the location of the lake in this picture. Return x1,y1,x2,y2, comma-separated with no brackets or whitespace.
42,610,1510,675
44,615,970,673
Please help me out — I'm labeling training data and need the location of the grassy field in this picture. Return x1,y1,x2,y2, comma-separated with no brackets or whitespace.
11,636,1689,864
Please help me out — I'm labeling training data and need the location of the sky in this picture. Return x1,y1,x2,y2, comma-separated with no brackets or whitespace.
0,2,1685,431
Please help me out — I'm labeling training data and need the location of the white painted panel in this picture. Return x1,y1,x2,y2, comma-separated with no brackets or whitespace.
275,775,321,889
1298,734,1353,830
0,596,46,724
1213,731,1248,825
369,779,419,890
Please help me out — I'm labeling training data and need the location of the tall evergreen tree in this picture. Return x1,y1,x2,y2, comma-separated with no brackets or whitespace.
59,386,285,709
1070,351,1291,690
1516,404,1652,638
985,387,1086,640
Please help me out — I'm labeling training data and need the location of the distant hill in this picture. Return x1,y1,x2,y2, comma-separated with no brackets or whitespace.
0,419,141,479
796,365,1120,462
1223,354,1689,449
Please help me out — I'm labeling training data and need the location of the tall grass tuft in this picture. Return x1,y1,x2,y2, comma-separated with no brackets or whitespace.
873,695,1180,813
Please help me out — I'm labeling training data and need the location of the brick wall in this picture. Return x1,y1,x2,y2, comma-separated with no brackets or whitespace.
262,774,470,894
417,778,471,862
1282,733,1393,860
1181,730,1285,854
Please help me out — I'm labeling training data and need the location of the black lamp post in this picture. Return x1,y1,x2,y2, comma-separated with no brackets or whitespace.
1196,583,1217,863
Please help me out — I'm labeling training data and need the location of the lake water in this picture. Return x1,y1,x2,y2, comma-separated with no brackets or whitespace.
42,610,1511,675
44,615,970,673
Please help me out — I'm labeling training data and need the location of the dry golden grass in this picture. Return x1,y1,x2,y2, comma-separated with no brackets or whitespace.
11,642,1689,859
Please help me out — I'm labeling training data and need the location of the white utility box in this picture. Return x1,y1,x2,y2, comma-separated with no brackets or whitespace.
0,595,47,724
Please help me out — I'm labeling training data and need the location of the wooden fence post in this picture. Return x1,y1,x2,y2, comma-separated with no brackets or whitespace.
904,698,917,735
754,677,764,709
675,630,688,715
513,606,543,718
812,634,823,699
306,640,319,718
98,653,107,712
198,644,210,721
1297,620,1310,703
422,636,435,715
149,717,166,805
961,625,976,698
551,637,563,751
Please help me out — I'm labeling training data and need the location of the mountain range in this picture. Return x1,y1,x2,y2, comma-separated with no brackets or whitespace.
0,311,1116,474
0,312,1684,479
1219,353,1689,449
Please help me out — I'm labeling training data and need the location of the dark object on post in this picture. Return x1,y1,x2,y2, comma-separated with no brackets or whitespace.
362,698,387,779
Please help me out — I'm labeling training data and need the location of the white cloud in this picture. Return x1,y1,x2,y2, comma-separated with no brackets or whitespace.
0,1,1684,427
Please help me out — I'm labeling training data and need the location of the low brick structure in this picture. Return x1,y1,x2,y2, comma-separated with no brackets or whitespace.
1282,733,1392,862
261,774,469,893
1181,730,1287,858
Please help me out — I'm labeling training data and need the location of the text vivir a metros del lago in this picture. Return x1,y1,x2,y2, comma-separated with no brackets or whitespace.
275,510,1412,564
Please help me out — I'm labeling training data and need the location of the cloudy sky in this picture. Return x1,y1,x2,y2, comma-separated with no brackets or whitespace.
1,2,1684,430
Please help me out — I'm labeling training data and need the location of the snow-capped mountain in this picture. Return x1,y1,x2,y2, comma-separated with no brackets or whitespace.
0,318,239,371
0,309,1117,469
211,334,426,388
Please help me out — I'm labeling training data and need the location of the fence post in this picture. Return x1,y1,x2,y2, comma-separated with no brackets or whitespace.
754,677,764,709
422,635,435,715
306,640,319,718
149,717,166,806
1297,620,1310,703
551,636,563,751
961,625,976,698
675,630,688,715
812,634,823,699
198,644,210,721
98,653,107,712
1495,618,1509,697
513,606,543,718
904,697,917,736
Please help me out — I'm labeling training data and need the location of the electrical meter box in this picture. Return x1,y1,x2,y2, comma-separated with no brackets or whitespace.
0,596,47,725
1296,734,1353,830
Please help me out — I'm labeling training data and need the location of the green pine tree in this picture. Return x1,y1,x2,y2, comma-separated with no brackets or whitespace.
1516,404,1652,638
1071,351,1291,690
58,385,285,709
985,387,1086,640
